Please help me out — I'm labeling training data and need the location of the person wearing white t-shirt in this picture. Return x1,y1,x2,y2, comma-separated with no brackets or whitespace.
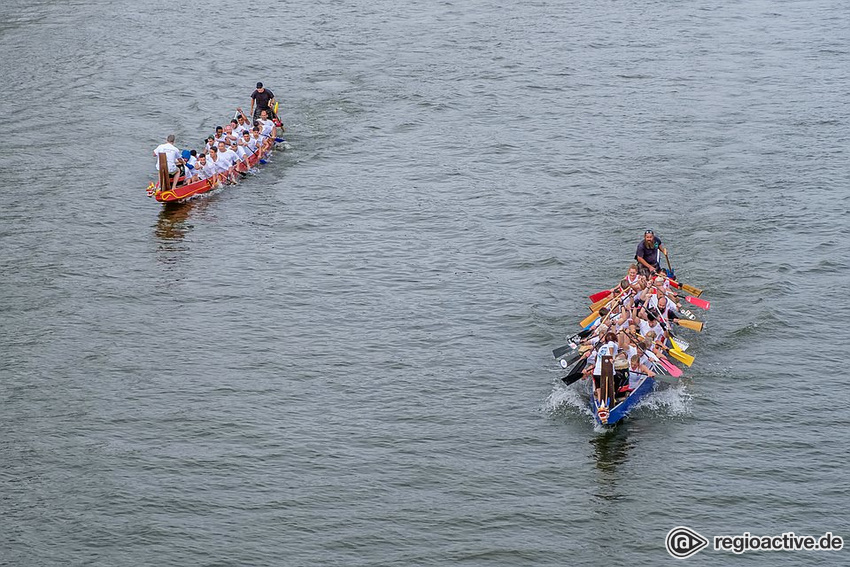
206,147,225,185
212,143,236,183
153,135,180,173
192,154,210,181
638,314,664,340
235,108,252,136
213,126,228,146
256,109,275,152
233,140,249,162
247,128,262,155
153,134,183,191
202,154,219,183
238,131,253,157
217,141,238,169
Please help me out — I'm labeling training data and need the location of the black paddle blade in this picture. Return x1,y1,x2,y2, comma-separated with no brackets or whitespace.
552,343,577,359
561,358,588,385
553,328,593,359
561,373,583,386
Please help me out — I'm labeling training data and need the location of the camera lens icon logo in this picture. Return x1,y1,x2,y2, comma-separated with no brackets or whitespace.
666,526,709,559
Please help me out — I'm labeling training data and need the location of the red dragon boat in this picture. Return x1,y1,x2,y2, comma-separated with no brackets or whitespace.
146,142,278,203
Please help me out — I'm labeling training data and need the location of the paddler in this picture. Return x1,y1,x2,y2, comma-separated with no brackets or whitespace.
623,264,646,293
250,81,276,122
635,230,667,277
627,355,655,390
256,109,276,151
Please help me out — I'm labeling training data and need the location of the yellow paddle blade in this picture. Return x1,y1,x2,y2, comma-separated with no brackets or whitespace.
677,319,704,332
681,283,703,297
274,100,279,114
589,295,612,311
579,310,599,329
668,347,694,367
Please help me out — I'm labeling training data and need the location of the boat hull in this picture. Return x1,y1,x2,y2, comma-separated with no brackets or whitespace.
589,376,656,426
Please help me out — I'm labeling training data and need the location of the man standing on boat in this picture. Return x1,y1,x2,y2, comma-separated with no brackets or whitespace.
153,134,183,191
250,82,276,122
635,229,667,277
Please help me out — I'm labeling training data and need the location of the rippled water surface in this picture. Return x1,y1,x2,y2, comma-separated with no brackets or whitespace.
2,0,849,565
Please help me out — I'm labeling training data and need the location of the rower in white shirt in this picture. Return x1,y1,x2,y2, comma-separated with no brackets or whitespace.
233,138,249,163
213,126,228,146
214,142,238,184
206,147,225,185
191,154,209,181
256,109,275,151
248,126,263,155
222,124,239,146
217,141,239,169
235,108,252,136
202,154,219,183
237,130,252,155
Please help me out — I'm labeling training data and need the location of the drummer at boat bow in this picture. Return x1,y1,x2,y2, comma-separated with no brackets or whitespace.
635,230,667,277
250,82,276,121
153,134,184,191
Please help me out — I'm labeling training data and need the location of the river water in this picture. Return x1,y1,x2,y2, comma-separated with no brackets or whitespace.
2,0,849,565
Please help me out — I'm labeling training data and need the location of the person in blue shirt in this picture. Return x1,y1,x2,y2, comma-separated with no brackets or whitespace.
635,230,667,276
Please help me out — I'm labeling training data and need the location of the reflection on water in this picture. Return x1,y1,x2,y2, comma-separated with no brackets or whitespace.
590,424,636,503
152,197,215,272
155,200,200,243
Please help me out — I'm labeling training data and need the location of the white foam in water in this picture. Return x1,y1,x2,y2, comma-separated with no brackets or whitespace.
545,380,692,425
545,380,595,423
632,383,693,418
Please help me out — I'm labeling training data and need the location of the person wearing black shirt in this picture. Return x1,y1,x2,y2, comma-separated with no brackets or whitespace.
250,82,276,121
635,230,667,276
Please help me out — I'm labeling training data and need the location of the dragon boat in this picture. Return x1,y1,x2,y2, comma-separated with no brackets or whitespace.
147,105,285,204
146,139,280,203
552,273,709,427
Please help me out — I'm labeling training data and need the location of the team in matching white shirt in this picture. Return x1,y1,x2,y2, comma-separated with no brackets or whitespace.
153,106,280,189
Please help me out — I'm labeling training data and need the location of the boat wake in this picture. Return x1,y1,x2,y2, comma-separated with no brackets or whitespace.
545,379,692,426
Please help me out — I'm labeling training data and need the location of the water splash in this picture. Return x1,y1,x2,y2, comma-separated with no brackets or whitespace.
546,381,693,425
632,383,693,418
545,380,593,419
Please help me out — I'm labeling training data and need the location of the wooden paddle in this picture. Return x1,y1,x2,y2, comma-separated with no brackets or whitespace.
676,319,705,332
552,328,594,359
663,344,694,366
629,368,678,385
679,281,704,297
561,358,588,386
589,288,623,311
660,274,704,298
579,288,626,328
663,250,676,279
684,296,710,310
589,289,612,303
627,331,685,376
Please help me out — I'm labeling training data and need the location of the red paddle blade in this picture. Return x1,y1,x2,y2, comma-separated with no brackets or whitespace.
685,296,710,310
588,289,612,302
